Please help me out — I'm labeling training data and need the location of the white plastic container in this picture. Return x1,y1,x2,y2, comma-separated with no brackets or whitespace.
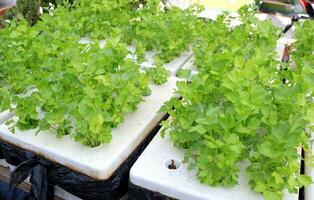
0,110,13,125
0,77,178,180
256,13,293,39
140,50,192,76
129,33,298,200
304,131,314,200
130,130,299,200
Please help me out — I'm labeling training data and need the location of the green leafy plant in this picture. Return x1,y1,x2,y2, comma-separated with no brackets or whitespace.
161,6,313,200
126,5,203,65
0,19,152,147
0,0,205,146
10,0,203,64
145,65,170,85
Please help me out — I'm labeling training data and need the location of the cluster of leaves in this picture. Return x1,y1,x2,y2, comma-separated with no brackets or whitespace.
0,0,210,147
125,6,203,64
0,1,180,147
71,0,203,64
145,65,170,85
161,6,314,200
291,19,314,168
8,0,203,65
0,0,207,147
0,20,152,147
292,20,314,93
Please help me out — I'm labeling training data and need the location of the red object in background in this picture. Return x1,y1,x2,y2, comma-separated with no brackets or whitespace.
300,0,314,18
0,5,14,18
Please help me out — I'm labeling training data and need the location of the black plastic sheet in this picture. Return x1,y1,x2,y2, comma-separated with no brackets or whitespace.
0,115,166,200
128,181,177,200
0,180,28,200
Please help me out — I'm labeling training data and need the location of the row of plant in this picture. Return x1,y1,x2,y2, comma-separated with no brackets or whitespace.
6,0,203,65
0,0,204,147
1,0,314,199
161,6,314,200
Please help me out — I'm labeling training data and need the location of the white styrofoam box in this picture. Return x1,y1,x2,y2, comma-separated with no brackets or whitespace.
198,8,227,20
256,13,292,28
166,0,193,9
141,51,192,75
130,130,299,200
0,76,178,180
304,129,314,200
78,38,192,75
256,13,293,39
0,110,13,125
178,56,198,79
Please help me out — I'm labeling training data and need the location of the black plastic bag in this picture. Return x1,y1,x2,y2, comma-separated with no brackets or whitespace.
0,180,28,200
128,181,177,200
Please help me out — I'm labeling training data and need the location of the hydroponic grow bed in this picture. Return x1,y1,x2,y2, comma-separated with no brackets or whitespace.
0,77,178,180
129,130,299,200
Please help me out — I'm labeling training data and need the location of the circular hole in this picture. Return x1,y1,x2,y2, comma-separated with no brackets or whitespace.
165,159,181,170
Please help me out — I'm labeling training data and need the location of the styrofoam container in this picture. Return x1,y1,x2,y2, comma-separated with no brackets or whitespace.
0,110,13,125
178,56,197,80
166,0,193,9
256,13,292,28
0,76,178,180
130,130,299,200
140,50,192,76
78,38,192,76
304,130,314,200
130,32,296,200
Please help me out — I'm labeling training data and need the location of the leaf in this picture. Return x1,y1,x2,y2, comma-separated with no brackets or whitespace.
297,175,312,187
247,117,261,130
234,56,245,68
89,114,104,134
264,191,282,200
177,69,192,79
259,142,275,158
272,172,284,185
145,65,170,85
